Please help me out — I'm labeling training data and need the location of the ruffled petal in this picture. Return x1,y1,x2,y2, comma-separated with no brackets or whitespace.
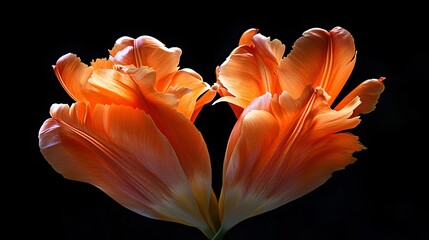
53,55,149,108
90,57,115,69
84,67,143,107
216,28,285,110
252,33,285,66
169,68,215,121
277,26,356,105
124,66,179,110
109,36,215,121
220,86,364,231
53,53,94,102
39,102,216,236
335,77,386,117
216,45,267,106
109,35,182,92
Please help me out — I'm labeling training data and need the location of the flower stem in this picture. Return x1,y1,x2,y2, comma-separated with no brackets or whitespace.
211,227,226,240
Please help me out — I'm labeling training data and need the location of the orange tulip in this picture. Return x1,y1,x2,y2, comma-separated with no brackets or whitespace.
39,27,385,240
214,27,385,236
39,35,219,238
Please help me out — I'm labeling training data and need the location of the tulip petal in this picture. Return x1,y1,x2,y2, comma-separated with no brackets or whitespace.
53,53,94,102
39,102,211,231
220,86,364,231
335,77,386,117
109,36,215,122
143,97,217,229
86,68,143,106
115,90,219,234
217,46,267,106
222,93,273,178
109,35,182,92
216,29,285,109
170,68,216,121
277,26,356,105
191,83,219,123
54,54,149,108
124,66,180,109
238,28,259,46
214,66,247,118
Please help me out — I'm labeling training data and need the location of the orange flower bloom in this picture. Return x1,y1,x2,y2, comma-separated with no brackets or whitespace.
38,35,219,238
215,27,385,234
39,27,385,240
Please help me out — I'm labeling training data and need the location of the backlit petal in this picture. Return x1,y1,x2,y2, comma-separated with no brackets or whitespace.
53,53,94,102
190,82,219,123
124,66,179,110
129,95,219,235
335,77,386,117
109,36,215,121
238,28,259,46
216,45,267,106
109,35,181,92
85,67,143,106
216,29,285,110
219,87,364,231
221,93,273,178
214,66,246,118
54,54,147,107
277,26,356,105
39,103,213,229
170,68,216,122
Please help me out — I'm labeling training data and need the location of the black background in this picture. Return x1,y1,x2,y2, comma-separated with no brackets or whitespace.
9,5,428,240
